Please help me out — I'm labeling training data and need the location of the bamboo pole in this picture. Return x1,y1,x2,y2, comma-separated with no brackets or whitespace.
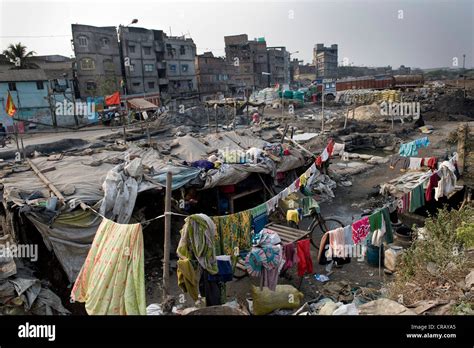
278,129,315,158
26,158,65,203
162,171,172,301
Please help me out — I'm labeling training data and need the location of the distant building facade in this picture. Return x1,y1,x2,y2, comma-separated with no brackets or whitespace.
224,34,269,92
313,43,338,78
196,52,236,98
267,47,290,86
71,24,122,98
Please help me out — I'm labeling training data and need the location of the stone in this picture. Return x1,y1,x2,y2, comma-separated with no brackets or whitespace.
465,270,474,288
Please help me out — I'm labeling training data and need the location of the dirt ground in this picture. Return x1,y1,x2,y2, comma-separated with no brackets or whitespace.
143,118,471,310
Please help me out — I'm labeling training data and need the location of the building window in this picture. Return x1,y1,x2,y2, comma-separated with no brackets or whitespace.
180,45,186,55
169,64,177,72
144,64,154,72
101,37,109,48
129,45,135,53
80,58,95,70
143,47,151,55
8,82,16,91
103,59,115,71
148,81,155,89
86,81,96,90
132,82,140,87
129,64,135,72
36,81,44,90
77,36,88,47
181,64,188,73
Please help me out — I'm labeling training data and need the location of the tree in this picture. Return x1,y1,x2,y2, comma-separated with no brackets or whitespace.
2,43,38,69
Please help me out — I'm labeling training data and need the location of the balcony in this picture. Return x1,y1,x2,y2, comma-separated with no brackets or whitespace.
156,62,166,70
154,41,165,52
158,78,168,85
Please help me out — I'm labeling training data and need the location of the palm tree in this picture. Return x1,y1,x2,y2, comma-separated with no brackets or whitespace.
2,43,38,69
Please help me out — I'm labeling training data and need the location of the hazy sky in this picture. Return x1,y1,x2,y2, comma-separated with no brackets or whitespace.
0,0,473,69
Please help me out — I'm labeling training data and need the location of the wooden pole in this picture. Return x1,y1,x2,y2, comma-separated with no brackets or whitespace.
344,107,349,129
233,101,237,130
162,171,172,301
278,129,315,158
26,158,65,203
214,104,218,133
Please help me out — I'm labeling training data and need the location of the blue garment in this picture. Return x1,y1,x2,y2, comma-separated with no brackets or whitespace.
208,259,233,282
252,213,268,234
191,160,214,170
399,137,430,157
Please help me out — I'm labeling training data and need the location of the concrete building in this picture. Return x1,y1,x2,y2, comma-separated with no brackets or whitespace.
224,34,268,92
118,26,165,95
267,47,290,86
164,36,198,97
196,52,236,99
0,69,78,129
313,43,338,78
71,24,122,98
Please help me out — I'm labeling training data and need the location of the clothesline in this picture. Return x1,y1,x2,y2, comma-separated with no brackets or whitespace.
80,201,190,225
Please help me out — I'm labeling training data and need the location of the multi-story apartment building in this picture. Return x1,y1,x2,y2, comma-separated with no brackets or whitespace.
267,46,290,86
164,36,198,97
71,24,122,98
313,43,338,78
195,52,236,99
224,34,269,91
71,24,198,99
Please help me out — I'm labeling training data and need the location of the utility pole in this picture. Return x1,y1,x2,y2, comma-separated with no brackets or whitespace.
462,54,466,99
162,171,172,301
321,83,325,132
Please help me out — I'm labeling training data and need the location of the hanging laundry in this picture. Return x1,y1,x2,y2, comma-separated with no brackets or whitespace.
245,245,283,291
208,255,233,282
178,214,218,273
398,137,430,157
212,210,252,263
381,207,393,244
177,214,219,301
265,196,279,214
408,157,423,170
352,216,370,245
427,157,438,171
425,173,440,202
278,188,290,200
301,196,319,216
299,173,308,188
409,184,425,212
328,227,345,258
281,243,298,272
434,161,457,201
316,139,335,168
250,203,268,234
286,209,300,225
71,218,146,315
296,239,313,276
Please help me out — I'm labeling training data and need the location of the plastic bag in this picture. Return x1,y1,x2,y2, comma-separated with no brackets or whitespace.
251,285,304,315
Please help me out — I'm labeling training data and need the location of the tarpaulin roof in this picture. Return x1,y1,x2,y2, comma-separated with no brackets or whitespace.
127,98,158,110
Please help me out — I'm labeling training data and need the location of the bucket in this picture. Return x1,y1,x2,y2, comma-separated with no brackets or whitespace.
367,244,384,267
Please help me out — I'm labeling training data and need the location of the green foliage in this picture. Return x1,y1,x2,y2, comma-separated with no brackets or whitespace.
397,206,473,281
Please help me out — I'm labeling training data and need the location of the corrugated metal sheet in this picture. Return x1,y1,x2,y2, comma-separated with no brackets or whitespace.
0,69,48,82
127,98,158,110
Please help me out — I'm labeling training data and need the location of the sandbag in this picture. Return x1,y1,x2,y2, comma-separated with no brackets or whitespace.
251,285,304,315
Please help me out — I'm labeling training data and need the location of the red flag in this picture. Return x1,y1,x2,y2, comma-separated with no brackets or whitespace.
105,91,120,106
5,91,17,117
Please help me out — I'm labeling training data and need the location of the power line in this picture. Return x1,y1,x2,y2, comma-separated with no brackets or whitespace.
0,35,70,38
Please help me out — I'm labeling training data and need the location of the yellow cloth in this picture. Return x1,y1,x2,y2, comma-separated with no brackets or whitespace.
299,173,307,187
177,258,199,301
71,218,146,315
286,209,299,224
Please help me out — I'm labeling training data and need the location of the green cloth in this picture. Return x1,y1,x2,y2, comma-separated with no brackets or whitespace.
212,210,252,265
381,207,393,244
250,203,267,219
409,184,425,213
71,218,146,315
301,197,319,215
369,210,383,233
177,215,218,275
